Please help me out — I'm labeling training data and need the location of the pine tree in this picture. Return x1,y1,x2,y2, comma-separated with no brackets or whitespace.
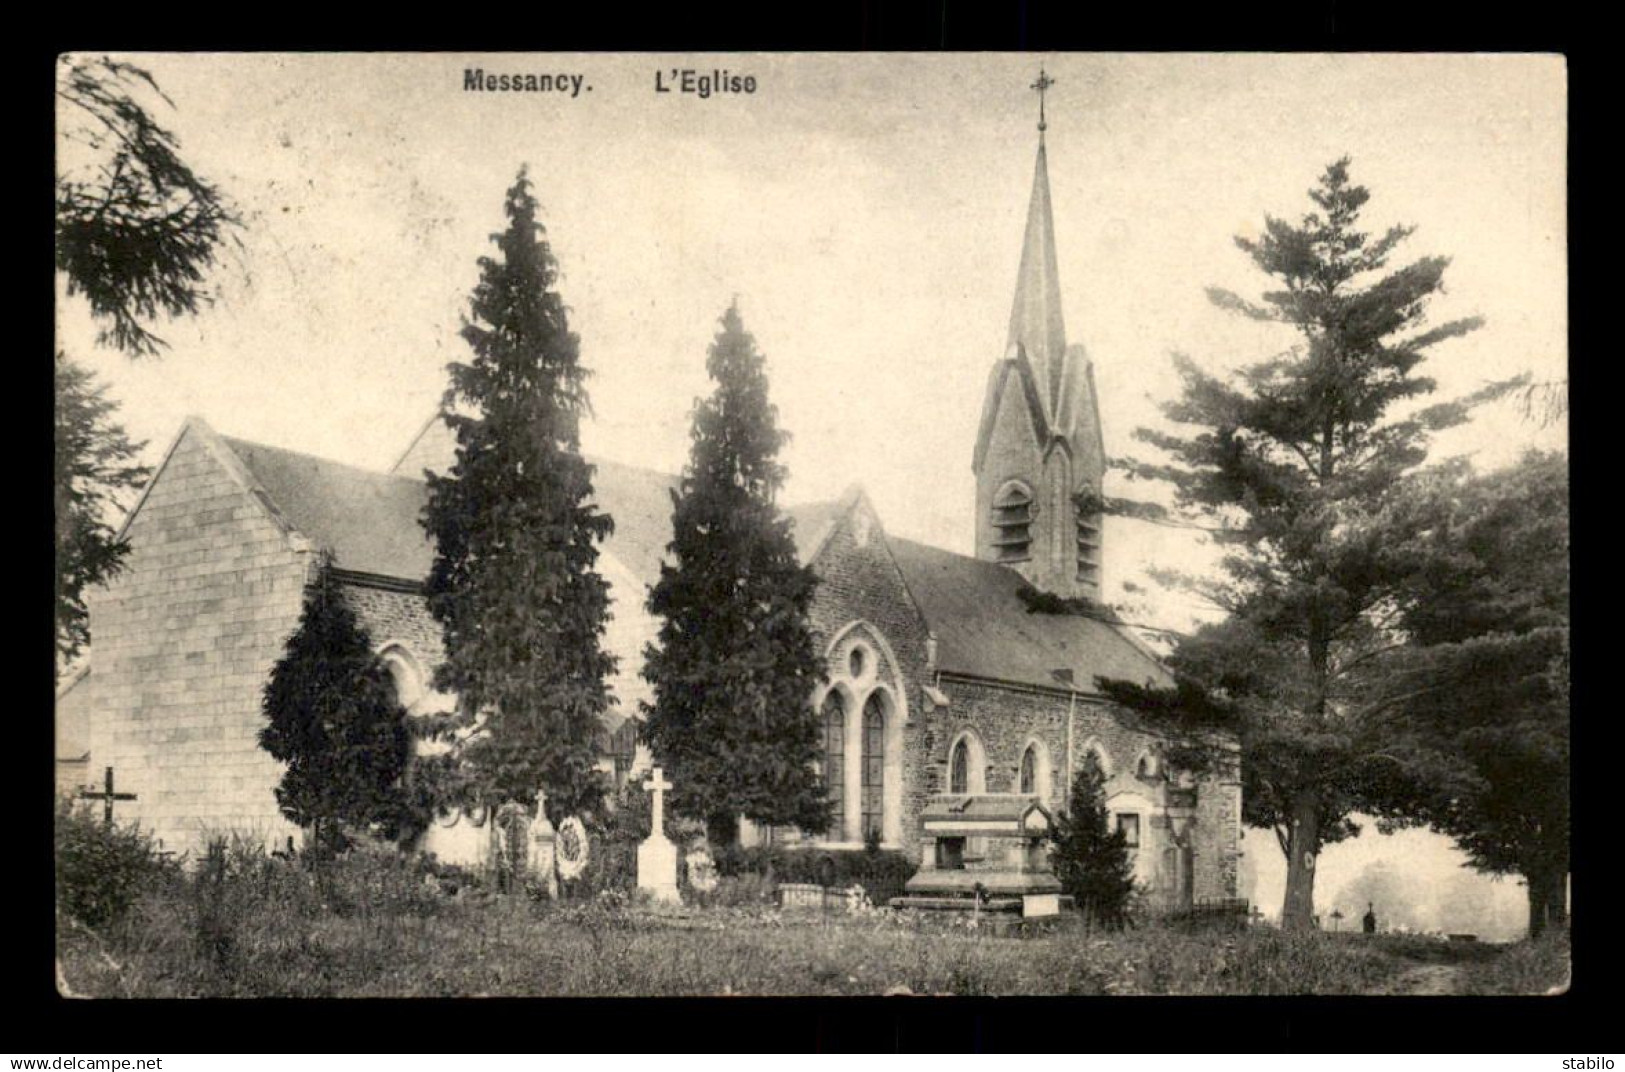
1382,451,1569,936
260,554,413,853
1102,158,1512,931
54,353,150,674
1049,758,1137,929
56,55,240,358
642,303,829,848
421,168,615,822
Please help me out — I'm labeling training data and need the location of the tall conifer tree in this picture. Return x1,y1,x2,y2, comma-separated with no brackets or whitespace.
1381,451,1569,936
260,554,413,852
1100,158,1509,931
1049,759,1137,930
642,304,828,847
421,169,615,821
54,353,149,673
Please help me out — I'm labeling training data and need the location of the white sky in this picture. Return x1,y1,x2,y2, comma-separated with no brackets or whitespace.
56,53,1567,927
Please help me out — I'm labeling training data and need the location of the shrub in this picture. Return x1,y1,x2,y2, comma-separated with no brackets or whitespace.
713,845,916,905
315,839,445,918
1461,930,1571,995
559,780,647,899
54,795,177,929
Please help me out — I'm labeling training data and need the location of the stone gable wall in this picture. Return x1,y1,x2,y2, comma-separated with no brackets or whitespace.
801,504,933,848
82,429,311,856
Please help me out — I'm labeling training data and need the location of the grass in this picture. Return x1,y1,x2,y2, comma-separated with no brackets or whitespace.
56,882,1550,998
1458,930,1572,995
54,828,1567,998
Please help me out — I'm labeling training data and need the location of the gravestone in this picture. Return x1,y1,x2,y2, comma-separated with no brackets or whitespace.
685,840,718,893
637,767,680,904
529,789,558,899
80,766,136,825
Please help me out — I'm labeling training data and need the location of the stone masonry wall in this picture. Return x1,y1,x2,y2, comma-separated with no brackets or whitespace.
83,428,311,857
343,583,445,671
803,499,933,849
927,675,1240,903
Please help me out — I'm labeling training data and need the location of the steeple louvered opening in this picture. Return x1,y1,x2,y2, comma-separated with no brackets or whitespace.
992,480,1035,562
1075,500,1102,586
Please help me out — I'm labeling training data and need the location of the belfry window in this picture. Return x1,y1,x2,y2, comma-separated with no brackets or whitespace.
822,693,846,836
1076,498,1102,585
992,481,1034,562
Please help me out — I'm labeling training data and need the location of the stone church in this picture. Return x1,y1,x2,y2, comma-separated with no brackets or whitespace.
57,126,1242,908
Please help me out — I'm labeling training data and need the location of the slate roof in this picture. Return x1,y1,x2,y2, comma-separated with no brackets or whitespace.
213,429,1166,698
887,536,1170,694
223,438,436,580
220,434,834,589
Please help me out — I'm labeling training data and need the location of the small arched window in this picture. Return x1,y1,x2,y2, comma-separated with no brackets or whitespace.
1019,745,1038,794
1136,750,1161,781
992,480,1034,562
822,693,846,835
950,737,970,794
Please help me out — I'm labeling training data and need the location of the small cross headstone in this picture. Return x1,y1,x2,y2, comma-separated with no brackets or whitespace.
637,767,680,904
80,766,136,825
643,766,673,839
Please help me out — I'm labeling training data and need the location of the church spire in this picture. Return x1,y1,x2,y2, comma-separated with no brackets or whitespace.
1007,87,1068,412
974,68,1107,602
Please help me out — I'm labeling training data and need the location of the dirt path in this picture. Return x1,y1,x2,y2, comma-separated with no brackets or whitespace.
1385,963,1464,995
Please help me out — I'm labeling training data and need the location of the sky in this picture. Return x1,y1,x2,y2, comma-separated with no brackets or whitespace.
56,53,1566,931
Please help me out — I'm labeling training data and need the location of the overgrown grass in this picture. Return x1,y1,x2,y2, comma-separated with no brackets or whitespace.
1459,930,1571,995
55,832,1553,998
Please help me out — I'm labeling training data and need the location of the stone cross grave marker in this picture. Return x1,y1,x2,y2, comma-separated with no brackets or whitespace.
645,767,672,837
637,766,680,904
81,766,136,825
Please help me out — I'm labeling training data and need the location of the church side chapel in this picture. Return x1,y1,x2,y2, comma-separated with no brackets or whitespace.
57,86,1242,913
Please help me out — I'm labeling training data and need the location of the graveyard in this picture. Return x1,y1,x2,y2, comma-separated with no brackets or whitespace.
54,768,1568,999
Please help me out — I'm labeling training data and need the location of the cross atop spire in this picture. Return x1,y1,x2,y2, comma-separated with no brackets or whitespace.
1031,67,1055,137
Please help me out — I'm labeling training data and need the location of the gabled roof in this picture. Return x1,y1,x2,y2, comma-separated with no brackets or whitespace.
223,437,436,581
971,348,1051,475
887,536,1169,694
216,426,839,590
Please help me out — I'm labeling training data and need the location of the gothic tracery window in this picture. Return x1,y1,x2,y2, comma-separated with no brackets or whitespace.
822,693,846,836
861,694,885,842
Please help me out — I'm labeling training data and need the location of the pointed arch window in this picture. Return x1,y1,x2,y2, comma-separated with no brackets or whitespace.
822,693,846,836
992,480,1034,562
861,693,886,841
1019,746,1037,794
949,737,969,794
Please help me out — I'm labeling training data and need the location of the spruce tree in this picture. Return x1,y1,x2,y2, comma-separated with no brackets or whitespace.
1049,758,1137,929
642,303,828,847
421,168,615,822
54,352,149,673
260,554,413,853
1102,158,1511,931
